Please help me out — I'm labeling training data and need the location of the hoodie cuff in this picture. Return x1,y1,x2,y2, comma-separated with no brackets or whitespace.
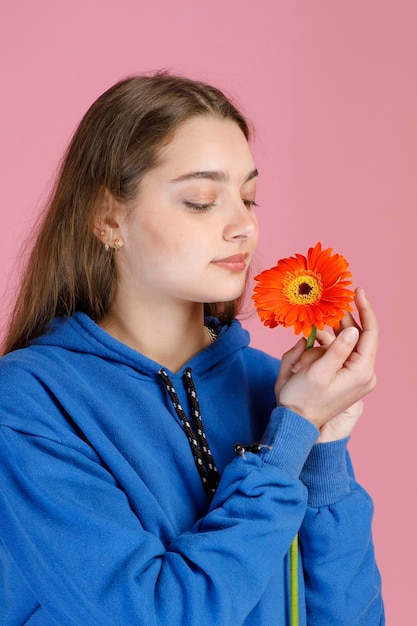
300,437,351,507
259,406,319,478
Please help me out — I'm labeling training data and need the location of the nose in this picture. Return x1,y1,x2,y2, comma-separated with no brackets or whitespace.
223,199,258,242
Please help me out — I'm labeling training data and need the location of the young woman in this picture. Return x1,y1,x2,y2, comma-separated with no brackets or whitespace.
0,73,384,625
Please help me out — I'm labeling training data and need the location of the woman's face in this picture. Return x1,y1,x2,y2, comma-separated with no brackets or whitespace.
113,115,259,310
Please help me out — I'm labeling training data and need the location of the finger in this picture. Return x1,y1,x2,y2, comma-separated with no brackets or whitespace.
352,288,380,361
315,327,335,347
311,326,360,377
335,310,361,335
276,337,306,386
292,346,326,372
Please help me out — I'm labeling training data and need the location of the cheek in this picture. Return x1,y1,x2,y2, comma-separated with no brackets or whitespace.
144,232,193,270
253,229,259,249
156,223,207,259
252,212,259,233
127,219,178,254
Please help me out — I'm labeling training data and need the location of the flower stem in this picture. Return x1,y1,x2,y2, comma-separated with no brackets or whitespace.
290,534,299,625
305,324,317,350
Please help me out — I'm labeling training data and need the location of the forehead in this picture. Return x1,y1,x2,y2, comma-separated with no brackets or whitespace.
156,116,255,176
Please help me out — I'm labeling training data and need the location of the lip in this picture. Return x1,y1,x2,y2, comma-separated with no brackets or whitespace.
211,252,250,272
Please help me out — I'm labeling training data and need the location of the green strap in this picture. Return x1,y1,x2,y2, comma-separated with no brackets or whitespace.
290,533,299,626
290,325,316,625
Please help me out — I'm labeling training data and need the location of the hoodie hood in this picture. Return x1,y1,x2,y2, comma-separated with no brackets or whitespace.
29,312,251,380
1,311,275,480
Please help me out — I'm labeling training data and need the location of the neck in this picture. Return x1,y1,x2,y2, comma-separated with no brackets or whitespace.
99,297,212,372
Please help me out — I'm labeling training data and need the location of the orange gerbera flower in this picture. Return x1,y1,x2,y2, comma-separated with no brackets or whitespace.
252,242,354,337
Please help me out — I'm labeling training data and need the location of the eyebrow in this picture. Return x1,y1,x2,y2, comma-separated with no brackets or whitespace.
171,168,258,184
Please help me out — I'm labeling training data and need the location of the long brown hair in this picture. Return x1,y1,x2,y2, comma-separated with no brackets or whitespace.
2,73,251,355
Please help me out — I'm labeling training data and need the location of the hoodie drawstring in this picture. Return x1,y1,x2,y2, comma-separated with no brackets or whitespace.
159,367,220,499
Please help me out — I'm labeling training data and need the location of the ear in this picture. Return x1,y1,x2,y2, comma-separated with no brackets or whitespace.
91,188,124,249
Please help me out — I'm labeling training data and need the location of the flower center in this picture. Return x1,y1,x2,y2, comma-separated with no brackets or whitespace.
283,270,323,305
298,282,313,295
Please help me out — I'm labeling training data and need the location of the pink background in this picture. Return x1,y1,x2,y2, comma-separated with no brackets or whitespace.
1,1,415,621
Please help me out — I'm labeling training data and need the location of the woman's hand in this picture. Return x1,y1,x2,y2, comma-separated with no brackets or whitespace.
274,288,379,441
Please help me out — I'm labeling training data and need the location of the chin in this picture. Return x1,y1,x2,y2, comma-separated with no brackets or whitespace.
205,286,246,304
196,274,248,305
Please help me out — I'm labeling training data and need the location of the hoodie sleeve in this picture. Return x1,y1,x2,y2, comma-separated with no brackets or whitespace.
298,439,385,625
0,407,317,626
0,405,385,626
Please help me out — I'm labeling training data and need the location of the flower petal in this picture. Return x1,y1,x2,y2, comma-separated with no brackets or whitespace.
252,243,354,333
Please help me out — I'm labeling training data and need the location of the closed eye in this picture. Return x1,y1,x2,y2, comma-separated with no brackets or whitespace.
243,200,259,209
184,201,217,212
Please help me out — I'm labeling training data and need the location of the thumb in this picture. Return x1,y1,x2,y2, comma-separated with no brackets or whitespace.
317,326,359,373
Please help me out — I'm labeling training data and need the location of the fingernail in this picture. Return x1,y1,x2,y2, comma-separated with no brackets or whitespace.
291,362,301,373
342,327,359,344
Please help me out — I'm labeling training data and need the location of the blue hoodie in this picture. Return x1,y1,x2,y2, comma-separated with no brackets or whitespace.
0,313,384,625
